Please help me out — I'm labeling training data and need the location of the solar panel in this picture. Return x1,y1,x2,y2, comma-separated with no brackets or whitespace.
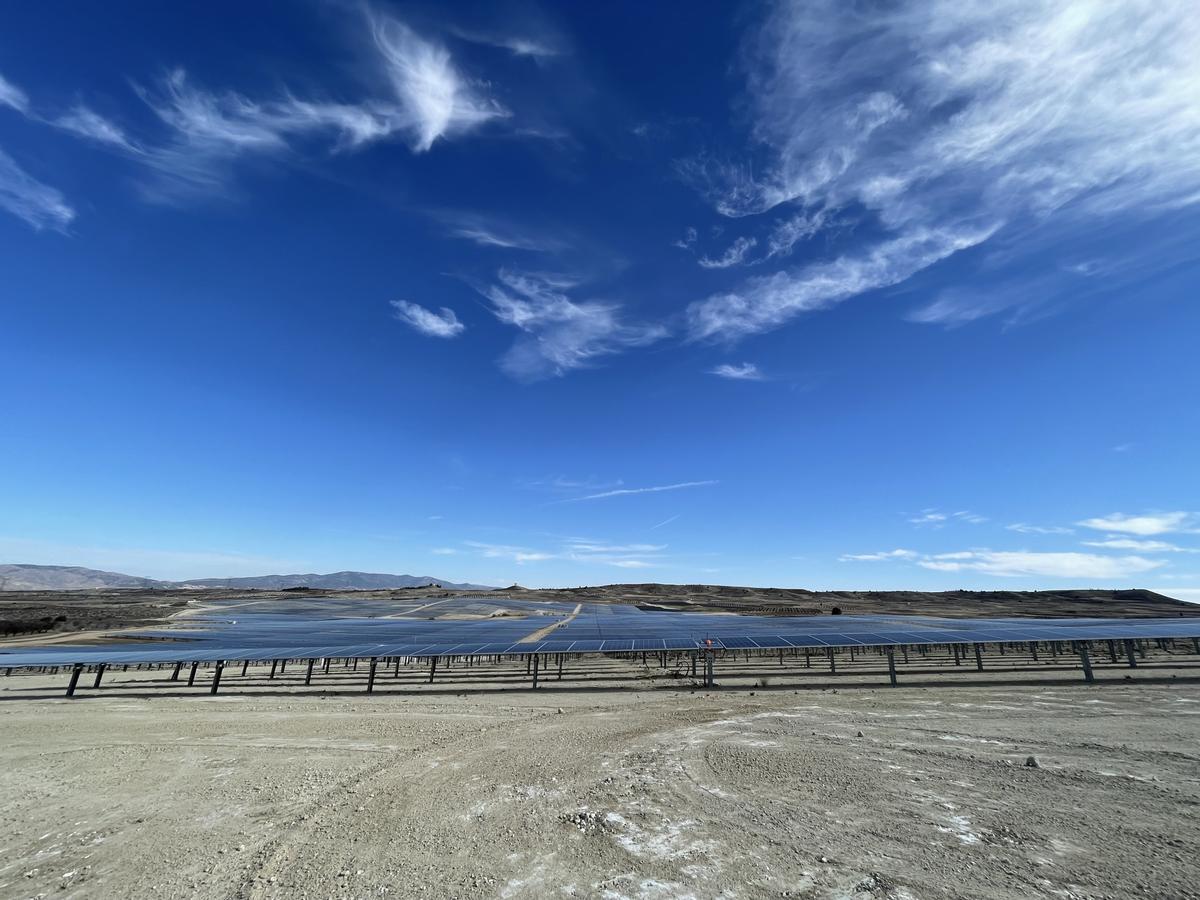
1,599,1198,668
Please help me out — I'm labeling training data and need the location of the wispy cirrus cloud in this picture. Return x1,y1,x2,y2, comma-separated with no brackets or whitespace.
519,475,624,494
463,537,665,569
1081,538,1199,553
685,0,1200,340
369,13,507,151
839,549,918,562
565,480,718,502
450,27,563,59
53,106,140,152
688,226,995,341
672,226,698,250
438,211,565,252
0,148,74,231
841,543,1168,578
464,541,554,564
909,509,987,527
391,300,465,338
916,550,1164,579
479,269,666,381
0,73,29,113
1077,511,1195,536
32,11,508,199
1007,523,1073,535
709,362,764,381
698,236,757,269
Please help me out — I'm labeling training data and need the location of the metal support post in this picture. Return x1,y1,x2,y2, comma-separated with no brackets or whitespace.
1078,644,1094,683
66,663,83,697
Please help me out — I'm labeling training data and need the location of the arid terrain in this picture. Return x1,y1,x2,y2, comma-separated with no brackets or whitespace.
2,652,1199,900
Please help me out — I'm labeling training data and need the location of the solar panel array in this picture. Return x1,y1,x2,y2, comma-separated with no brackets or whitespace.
2,598,1199,668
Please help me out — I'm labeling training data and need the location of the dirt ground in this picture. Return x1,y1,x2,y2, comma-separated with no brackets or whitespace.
1,655,1198,900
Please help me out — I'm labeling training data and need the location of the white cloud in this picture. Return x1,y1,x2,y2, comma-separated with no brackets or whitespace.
1082,538,1198,553
565,542,666,554
909,509,987,527
709,362,764,381
480,269,666,381
566,480,718,502
1007,523,1074,535
764,209,829,259
463,537,666,570
839,549,919,562
431,547,458,555
440,213,563,251
464,541,554,564
124,14,504,195
916,550,1165,579
952,511,988,524
53,106,139,151
370,14,507,152
451,28,562,59
909,510,948,525
686,0,1200,338
698,236,757,269
688,225,995,341
1077,511,1194,536
673,226,698,250
520,475,624,493
0,73,29,113
0,148,74,231
391,300,465,338
650,514,680,530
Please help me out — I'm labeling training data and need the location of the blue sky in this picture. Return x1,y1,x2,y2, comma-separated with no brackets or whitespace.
2,1,1198,596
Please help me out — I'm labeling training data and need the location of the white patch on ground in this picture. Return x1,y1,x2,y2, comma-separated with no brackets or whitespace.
937,734,1005,745
598,877,698,900
500,857,552,898
603,812,716,861
938,814,982,845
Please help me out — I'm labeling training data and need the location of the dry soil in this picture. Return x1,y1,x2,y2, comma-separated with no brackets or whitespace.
1,655,1198,900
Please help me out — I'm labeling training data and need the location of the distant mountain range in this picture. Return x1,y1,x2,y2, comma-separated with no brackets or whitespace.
0,564,493,592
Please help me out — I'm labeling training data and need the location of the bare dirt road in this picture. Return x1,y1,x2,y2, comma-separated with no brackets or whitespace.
1,660,1198,900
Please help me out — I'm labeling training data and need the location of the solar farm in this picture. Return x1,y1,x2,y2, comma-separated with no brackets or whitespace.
4,594,1200,696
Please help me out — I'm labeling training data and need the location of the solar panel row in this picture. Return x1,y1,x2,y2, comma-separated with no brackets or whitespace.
2,612,1198,668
